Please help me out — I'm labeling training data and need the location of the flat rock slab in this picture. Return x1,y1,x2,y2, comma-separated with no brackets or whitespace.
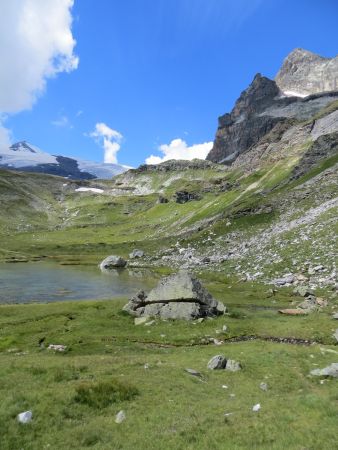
278,309,309,315
310,363,338,378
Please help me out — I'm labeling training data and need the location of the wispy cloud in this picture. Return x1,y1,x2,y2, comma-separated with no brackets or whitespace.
51,115,73,128
90,123,123,164
145,138,212,165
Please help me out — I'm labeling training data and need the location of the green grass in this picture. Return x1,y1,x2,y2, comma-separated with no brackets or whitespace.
0,286,337,450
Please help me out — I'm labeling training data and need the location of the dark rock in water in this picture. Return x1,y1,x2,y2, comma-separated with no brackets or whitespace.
123,271,226,320
129,249,144,259
99,255,127,270
310,363,338,378
174,191,201,204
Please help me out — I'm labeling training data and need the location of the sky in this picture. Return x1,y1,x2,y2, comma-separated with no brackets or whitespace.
0,0,337,167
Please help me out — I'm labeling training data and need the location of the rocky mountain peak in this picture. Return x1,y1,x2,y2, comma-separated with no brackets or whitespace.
275,48,338,97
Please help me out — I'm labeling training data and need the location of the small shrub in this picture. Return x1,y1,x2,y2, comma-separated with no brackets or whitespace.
73,379,138,408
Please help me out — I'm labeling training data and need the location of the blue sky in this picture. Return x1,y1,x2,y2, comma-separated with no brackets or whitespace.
3,0,338,167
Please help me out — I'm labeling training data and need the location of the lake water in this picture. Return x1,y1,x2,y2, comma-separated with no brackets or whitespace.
0,262,158,304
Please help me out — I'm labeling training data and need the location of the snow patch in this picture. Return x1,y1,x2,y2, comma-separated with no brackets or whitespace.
75,187,104,194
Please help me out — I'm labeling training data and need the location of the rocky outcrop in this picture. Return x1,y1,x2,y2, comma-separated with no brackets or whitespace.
290,132,338,180
123,271,226,320
207,74,285,164
207,50,338,166
174,191,201,204
275,48,338,97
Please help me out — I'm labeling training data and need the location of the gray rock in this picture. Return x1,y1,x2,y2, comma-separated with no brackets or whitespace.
293,286,315,297
272,274,295,286
275,48,338,97
260,382,268,391
115,410,126,424
333,313,338,320
134,317,149,326
148,302,201,320
17,411,32,424
297,296,318,311
225,359,242,372
123,271,226,320
207,355,227,370
100,255,127,270
310,363,338,378
185,368,202,378
129,249,144,259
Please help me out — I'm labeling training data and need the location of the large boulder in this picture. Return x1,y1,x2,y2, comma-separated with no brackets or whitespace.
99,255,127,271
123,271,226,320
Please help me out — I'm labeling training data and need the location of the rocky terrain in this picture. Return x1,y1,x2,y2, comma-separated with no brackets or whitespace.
276,48,338,97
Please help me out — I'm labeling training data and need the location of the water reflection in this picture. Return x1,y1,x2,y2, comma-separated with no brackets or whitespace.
0,262,158,304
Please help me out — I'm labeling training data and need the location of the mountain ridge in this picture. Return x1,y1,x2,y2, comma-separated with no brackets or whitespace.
0,140,128,179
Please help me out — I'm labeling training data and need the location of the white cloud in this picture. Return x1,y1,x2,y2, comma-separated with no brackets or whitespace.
0,0,78,114
0,120,12,152
90,123,123,164
145,138,213,165
51,115,72,128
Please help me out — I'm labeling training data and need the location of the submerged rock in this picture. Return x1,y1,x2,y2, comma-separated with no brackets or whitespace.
99,255,127,270
123,271,226,320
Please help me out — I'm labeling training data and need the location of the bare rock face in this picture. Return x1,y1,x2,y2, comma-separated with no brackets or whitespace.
275,48,338,97
206,49,338,166
123,271,226,320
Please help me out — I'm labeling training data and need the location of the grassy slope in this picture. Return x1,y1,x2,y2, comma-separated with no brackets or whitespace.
0,280,337,450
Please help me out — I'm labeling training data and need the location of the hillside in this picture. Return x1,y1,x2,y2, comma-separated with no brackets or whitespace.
0,89,337,289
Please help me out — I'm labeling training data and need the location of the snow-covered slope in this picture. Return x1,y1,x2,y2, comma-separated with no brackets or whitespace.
0,141,128,179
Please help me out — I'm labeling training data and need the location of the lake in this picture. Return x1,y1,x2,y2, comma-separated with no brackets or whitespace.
0,262,158,304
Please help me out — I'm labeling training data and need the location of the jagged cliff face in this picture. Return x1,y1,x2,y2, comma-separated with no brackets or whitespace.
275,48,338,97
207,49,338,165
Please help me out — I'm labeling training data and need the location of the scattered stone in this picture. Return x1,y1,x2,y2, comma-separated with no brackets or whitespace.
99,255,127,271
252,403,261,412
278,309,309,315
207,355,241,371
260,382,268,391
115,410,126,424
123,271,226,320
225,359,242,372
134,317,149,326
272,274,295,286
207,355,227,370
129,249,144,259
333,313,338,320
222,325,228,332
47,344,67,352
315,297,328,307
310,363,338,378
174,191,201,204
185,368,203,378
17,411,32,424
293,286,315,297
